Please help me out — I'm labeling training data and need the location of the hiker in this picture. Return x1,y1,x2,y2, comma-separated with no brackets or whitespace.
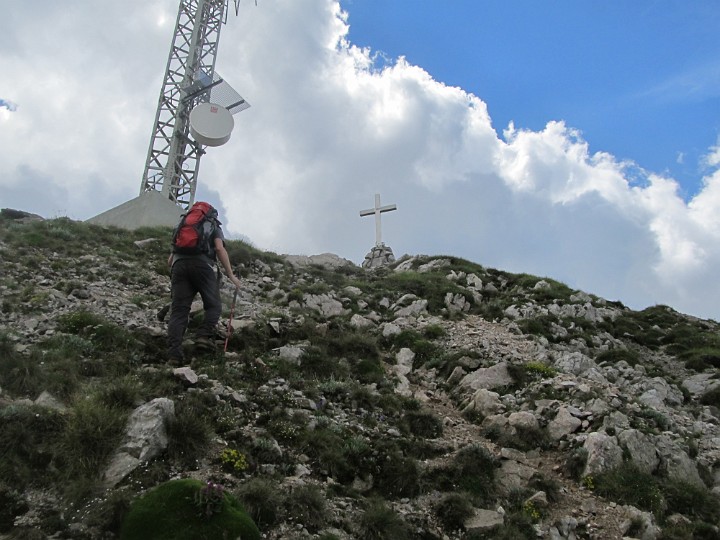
167,202,242,365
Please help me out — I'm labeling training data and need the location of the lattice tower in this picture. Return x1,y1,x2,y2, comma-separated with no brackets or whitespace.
140,0,243,209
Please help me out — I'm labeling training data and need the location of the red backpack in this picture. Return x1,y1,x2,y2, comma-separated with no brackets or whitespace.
172,202,218,256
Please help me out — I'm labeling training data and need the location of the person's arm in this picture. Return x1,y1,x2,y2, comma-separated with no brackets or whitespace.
214,237,242,289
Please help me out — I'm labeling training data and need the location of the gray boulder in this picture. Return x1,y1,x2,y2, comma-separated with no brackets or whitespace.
304,293,346,317
462,388,503,417
103,398,175,487
617,429,659,474
582,432,623,477
547,406,582,441
458,362,513,392
655,434,705,488
464,509,504,533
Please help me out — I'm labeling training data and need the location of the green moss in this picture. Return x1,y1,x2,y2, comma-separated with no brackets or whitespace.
120,479,259,540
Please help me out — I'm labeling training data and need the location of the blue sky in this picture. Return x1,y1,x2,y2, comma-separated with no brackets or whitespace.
343,0,720,199
2,0,720,320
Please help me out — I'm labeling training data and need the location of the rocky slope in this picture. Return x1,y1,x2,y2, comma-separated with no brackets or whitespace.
0,210,719,540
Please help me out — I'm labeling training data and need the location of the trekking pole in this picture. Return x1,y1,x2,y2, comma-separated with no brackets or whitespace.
224,288,238,353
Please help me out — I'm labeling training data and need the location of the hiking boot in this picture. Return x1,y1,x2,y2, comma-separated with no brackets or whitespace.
194,336,216,352
167,354,185,367
157,304,171,322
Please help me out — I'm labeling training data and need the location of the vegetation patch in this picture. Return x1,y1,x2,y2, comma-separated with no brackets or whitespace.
0,405,66,488
423,444,499,507
358,498,410,540
381,271,471,314
434,492,474,531
591,462,665,516
120,478,259,540
595,348,640,367
699,386,720,408
235,478,284,528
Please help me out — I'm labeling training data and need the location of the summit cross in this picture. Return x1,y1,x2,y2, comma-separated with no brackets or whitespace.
360,193,397,246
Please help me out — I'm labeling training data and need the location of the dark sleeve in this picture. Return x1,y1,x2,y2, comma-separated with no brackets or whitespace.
214,224,226,245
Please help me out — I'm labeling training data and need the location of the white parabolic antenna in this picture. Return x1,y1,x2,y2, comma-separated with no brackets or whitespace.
190,102,235,147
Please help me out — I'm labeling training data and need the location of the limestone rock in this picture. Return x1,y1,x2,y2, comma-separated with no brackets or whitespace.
458,362,513,392
278,344,306,364
34,391,67,412
497,459,537,495
617,429,659,474
350,313,375,329
548,406,582,441
284,253,355,269
508,411,539,431
582,432,623,477
303,293,346,317
362,244,395,268
655,434,705,488
462,388,503,417
393,348,415,397
464,508,504,533
103,398,175,487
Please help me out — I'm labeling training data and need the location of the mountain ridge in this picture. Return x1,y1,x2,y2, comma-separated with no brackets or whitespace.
0,210,718,539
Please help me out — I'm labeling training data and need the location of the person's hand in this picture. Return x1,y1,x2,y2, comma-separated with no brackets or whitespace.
231,276,242,289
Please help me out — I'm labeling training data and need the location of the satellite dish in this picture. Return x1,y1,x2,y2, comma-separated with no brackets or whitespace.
189,102,234,147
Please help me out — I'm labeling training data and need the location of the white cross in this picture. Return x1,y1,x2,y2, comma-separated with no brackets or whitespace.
360,193,397,246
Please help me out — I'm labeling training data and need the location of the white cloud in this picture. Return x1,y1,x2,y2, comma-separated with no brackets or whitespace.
1,0,719,321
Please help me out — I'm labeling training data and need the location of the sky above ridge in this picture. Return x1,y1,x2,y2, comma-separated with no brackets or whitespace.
1,0,719,320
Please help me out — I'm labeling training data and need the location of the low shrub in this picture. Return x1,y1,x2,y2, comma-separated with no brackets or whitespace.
0,350,45,398
595,348,640,367
284,484,327,532
402,410,444,439
662,479,720,524
483,422,551,452
699,386,720,408
434,492,473,531
517,316,557,341
528,473,561,503
374,452,421,498
235,478,284,528
165,396,212,466
425,444,498,507
0,483,29,533
383,272,470,314
681,348,720,371
358,499,410,540
563,448,588,480
591,462,665,517
56,310,141,356
0,405,66,488
94,376,142,410
423,324,446,339
61,398,128,480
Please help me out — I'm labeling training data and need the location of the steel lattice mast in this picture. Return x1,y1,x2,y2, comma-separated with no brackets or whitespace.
140,0,237,209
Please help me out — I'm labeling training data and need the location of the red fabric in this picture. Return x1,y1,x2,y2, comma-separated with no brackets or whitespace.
174,202,213,250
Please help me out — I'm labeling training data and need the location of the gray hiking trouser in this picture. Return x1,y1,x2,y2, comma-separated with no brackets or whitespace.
167,257,221,359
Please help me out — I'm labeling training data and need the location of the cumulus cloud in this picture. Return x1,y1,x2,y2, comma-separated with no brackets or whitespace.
1,0,719,320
